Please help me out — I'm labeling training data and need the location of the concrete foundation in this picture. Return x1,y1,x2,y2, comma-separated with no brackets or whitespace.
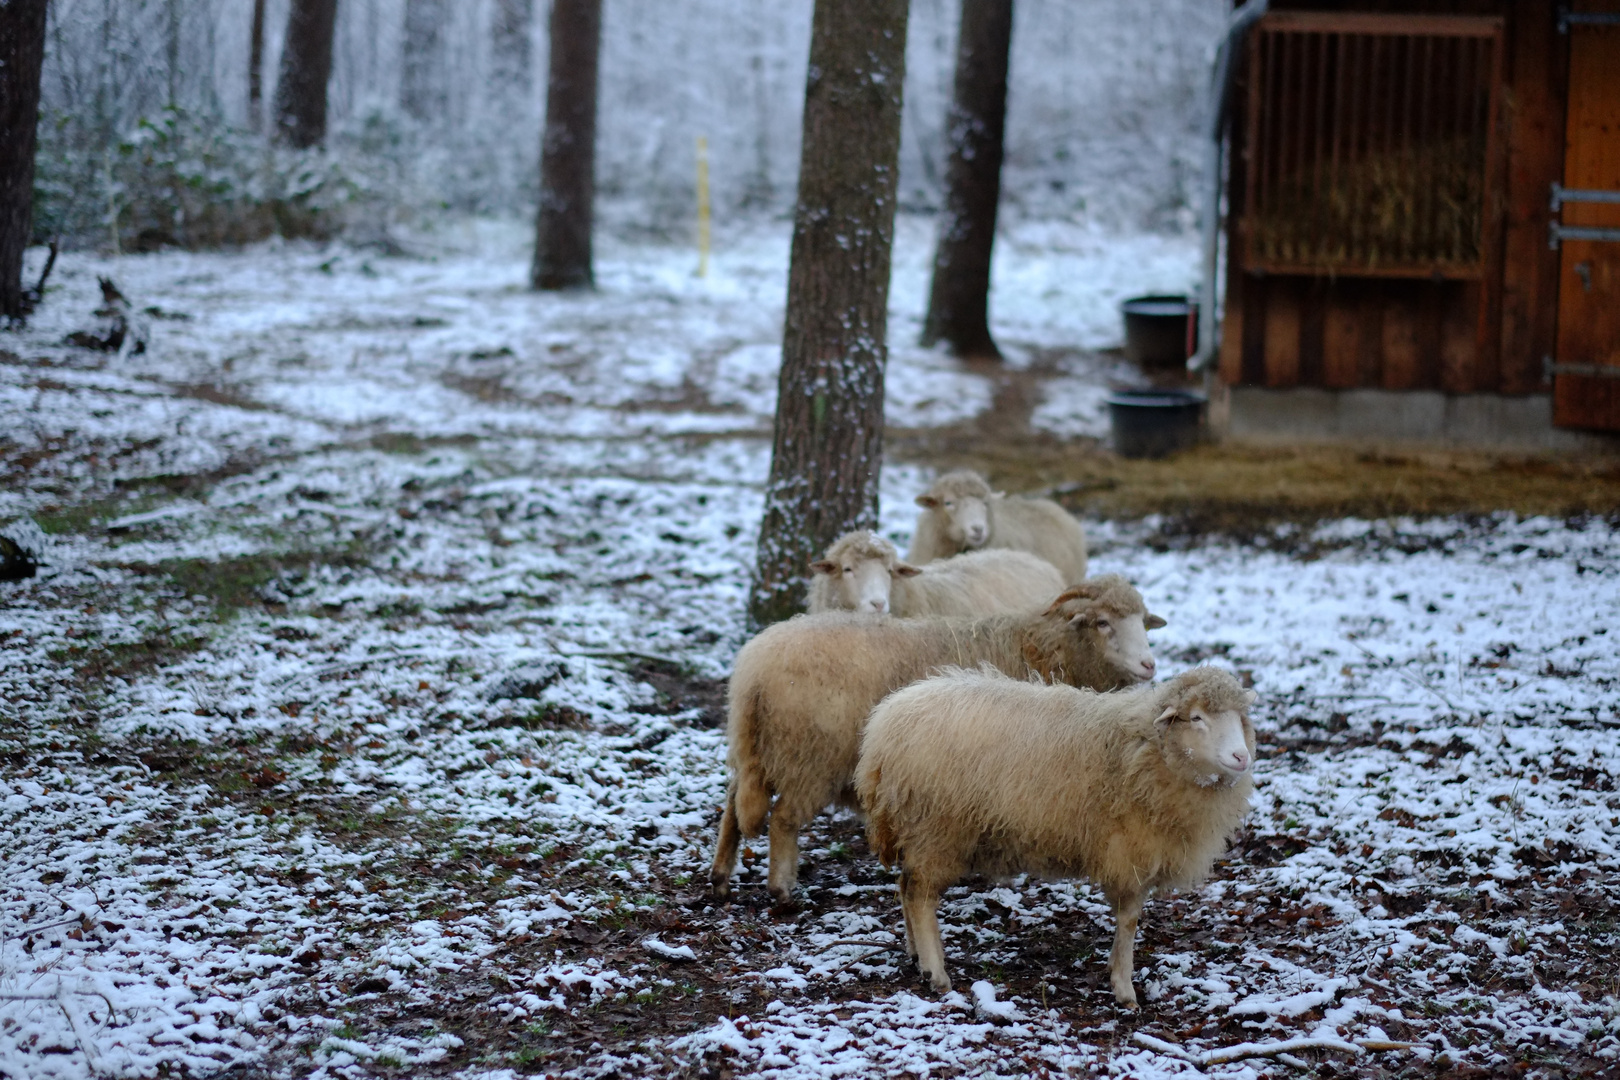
1220,387,1620,455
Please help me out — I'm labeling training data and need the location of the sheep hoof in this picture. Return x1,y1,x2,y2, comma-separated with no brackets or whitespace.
1111,982,1139,1009
923,968,950,993
708,874,732,899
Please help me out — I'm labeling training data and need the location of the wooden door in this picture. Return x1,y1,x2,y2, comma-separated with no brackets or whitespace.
1553,2,1620,430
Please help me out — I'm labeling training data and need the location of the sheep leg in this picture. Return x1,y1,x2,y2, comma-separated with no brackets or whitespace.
900,870,949,992
765,805,804,903
707,780,742,898
1106,889,1144,1008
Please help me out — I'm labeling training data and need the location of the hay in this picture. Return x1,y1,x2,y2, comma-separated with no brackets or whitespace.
1249,136,1485,275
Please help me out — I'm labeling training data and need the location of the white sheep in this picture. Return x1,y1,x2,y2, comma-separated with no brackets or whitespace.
709,575,1166,903
856,665,1256,1006
906,470,1089,584
806,530,1065,617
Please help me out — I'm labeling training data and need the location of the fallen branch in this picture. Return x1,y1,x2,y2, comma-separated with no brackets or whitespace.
4,913,86,940
1131,1031,1416,1069
275,648,441,689
814,938,896,952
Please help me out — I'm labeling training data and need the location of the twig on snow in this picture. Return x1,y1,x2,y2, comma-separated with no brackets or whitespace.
1346,640,1457,712
814,938,896,951
55,982,104,1076
275,648,442,689
3,913,87,940
1131,1031,1416,1069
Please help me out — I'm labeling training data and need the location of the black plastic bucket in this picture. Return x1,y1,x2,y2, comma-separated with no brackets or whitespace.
1106,389,1206,458
1121,294,1197,371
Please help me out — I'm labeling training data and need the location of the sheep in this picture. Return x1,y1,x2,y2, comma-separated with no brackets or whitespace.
806,530,1065,618
906,470,1089,583
709,575,1166,903
855,665,1257,1007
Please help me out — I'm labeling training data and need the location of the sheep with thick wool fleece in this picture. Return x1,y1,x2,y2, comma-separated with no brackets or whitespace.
906,470,1088,584
709,575,1165,903
856,665,1257,1006
806,530,1064,617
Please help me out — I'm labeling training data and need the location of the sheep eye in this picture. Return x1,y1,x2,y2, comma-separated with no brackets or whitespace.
842,566,853,574
944,501,955,508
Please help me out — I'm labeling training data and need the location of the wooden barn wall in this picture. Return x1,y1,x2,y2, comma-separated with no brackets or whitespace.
1219,0,1566,395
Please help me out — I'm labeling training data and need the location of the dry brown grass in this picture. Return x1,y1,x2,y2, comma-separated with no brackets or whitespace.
888,431,1620,532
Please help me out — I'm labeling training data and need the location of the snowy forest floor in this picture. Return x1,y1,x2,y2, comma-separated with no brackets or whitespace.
2,216,1619,1080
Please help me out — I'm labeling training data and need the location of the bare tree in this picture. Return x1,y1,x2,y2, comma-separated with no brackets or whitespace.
0,0,48,322
273,0,338,148
747,0,910,629
922,0,1014,360
401,0,447,123
491,0,534,98
249,0,267,132
531,0,601,290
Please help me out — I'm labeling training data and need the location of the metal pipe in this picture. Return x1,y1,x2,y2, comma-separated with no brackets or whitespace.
1189,0,1270,373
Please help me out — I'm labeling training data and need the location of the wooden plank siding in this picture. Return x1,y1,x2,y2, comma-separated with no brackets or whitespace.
1219,0,1566,398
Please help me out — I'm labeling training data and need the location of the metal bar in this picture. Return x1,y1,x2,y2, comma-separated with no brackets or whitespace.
1264,12,1502,37
1549,224,1620,248
1546,360,1620,380
1558,9,1620,33
1551,183,1620,211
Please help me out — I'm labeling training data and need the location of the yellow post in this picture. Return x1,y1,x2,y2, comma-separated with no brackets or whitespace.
696,135,711,278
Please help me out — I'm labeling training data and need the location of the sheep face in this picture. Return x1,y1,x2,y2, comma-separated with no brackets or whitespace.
1092,610,1159,683
1155,691,1257,785
811,531,921,615
915,472,994,549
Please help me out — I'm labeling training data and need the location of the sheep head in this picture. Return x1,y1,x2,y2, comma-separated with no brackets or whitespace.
1152,667,1257,786
809,530,920,615
1030,575,1164,687
914,470,995,550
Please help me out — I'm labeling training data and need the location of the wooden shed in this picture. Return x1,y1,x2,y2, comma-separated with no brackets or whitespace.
1217,0,1620,443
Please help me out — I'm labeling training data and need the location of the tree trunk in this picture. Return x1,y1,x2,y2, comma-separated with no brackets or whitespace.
0,0,48,322
491,0,533,96
921,0,1014,361
401,0,447,123
746,0,910,630
531,0,601,291
273,0,338,149
249,0,267,132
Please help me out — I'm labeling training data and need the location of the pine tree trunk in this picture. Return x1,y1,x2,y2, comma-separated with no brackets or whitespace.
922,0,1013,361
531,0,601,291
249,0,267,132
491,0,533,96
0,0,47,322
273,0,338,149
747,0,910,630
401,0,447,123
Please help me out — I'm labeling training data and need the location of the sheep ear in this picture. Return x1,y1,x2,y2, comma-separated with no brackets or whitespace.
809,560,838,576
893,562,923,578
915,494,940,509
1243,689,1258,706
1154,706,1179,728
1145,614,1167,630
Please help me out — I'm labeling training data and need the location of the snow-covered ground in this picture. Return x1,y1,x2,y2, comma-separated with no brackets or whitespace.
2,218,1617,1079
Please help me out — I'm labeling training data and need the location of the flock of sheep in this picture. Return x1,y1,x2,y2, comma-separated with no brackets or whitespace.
709,470,1258,1007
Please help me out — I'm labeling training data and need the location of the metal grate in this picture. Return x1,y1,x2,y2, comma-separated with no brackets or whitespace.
1241,12,1503,279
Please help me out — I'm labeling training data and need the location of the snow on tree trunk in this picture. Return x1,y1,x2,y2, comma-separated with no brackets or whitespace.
401,0,448,124
531,0,601,291
0,0,47,322
922,0,1014,361
273,0,338,149
747,0,910,630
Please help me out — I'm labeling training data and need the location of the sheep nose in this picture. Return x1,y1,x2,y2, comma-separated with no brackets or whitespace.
868,598,888,613
1229,751,1250,772
1139,657,1156,678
